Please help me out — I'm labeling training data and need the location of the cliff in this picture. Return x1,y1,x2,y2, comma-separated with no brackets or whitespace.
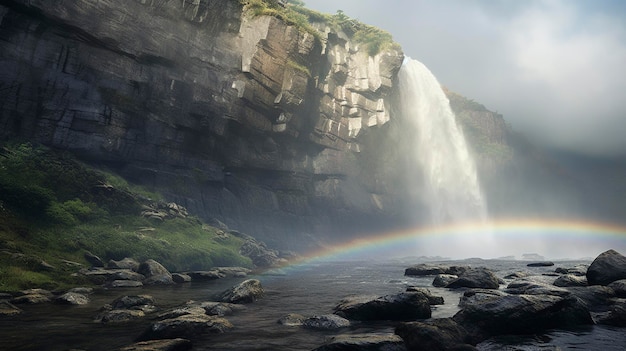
0,0,404,250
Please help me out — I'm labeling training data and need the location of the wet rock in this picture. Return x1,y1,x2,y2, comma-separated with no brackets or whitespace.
157,306,207,320
503,271,530,279
111,295,156,311
405,264,469,276
79,268,136,284
278,313,306,326
218,279,264,304
119,338,192,351
108,257,140,271
0,301,22,316
303,314,350,330
96,309,145,324
138,259,174,285
405,287,444,305
68,287,94,295
555,264,588,276
445,268,500,290
432,274,458,287
112,270,145,281
55,292,89,305
527,262,554,267
458,289,507,309
312,334,406,351
608,279,626,297
213,267,252,277
396,318,474,351
553,274,587,287
84,251,105,267
197,301,246,316
334,292,431,321
11,292,51,304
594,299,626,327
172,273,192,283
505,279,570,297
587,249,626,285
453,293,593,344
568,286,616,310
138,314,233,341
107,280,144,288
187,270,225,281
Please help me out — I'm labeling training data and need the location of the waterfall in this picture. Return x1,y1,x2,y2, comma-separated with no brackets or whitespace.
398,58,487,224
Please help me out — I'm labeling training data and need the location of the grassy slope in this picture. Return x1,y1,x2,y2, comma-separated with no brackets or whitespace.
0,142,252,293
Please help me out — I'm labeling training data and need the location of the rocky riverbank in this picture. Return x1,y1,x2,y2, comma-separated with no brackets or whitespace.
2,249,625,350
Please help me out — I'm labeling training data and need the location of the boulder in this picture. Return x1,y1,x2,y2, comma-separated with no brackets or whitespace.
302,314,350,330
405,287,444,305
111,295,156,311
395,318,475,351
594,299,626,327
553,274,588,287
108,257,140,271
172,273,192,283
197,301,246,316
312,334,406,351
445,268,500,289
432,274,458,287
11,293,51,304
55,292,89,305
505,279,570,297
218,279,264,304
277,313,306,326
137,314,233,341
157,306,208,321
334,292,431,321
453,293,593,343
527,262,554,267
587,249,626,285
458,289,506,309
555,264,588,276
213,267,252,277
608,279,626,297
138,259,174,285
187,271,225,281
96,309,146,323
107,280,144,288
84,251,105,267
68,287,94,295
405,264,469,276
503,271,530,279
119,338,192,351
0,301,22,316
567,286,616,310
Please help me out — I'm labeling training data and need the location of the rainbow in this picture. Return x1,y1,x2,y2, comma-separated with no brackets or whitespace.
291,218,626,264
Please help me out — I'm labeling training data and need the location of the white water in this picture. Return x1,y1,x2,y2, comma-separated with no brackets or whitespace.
398,58,488,225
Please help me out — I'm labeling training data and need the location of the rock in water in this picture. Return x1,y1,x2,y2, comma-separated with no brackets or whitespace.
119,338,192,351
453,293,593,344
334,292,431,321
587,249,626,285
445,267,500,289
55,292,89,305
312,334,406,351
302,314,350,330
527,261,555,267
137,314,233,341
138,259,174,285
218,279,264,304
396,318,475,351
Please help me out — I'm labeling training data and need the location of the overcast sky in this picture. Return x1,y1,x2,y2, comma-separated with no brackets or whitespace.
305,0,626,158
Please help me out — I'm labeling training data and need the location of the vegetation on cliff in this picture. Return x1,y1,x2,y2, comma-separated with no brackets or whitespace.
240,0,400,56
0,142,252,292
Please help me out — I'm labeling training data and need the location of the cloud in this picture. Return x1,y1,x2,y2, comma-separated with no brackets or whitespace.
306,0,626,157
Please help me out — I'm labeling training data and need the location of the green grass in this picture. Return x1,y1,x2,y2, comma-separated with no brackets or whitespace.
0,142,252,293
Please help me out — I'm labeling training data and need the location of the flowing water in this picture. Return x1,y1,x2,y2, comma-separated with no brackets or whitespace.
1,259,625,350
398,58,488,224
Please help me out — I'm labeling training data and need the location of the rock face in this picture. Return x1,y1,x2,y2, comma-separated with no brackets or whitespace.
0,0,405,250
587,249,626,286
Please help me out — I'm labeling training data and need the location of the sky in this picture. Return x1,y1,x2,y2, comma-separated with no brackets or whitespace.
305,0,626,158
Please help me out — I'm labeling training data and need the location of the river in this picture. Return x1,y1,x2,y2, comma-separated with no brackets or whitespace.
1,259,624,350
